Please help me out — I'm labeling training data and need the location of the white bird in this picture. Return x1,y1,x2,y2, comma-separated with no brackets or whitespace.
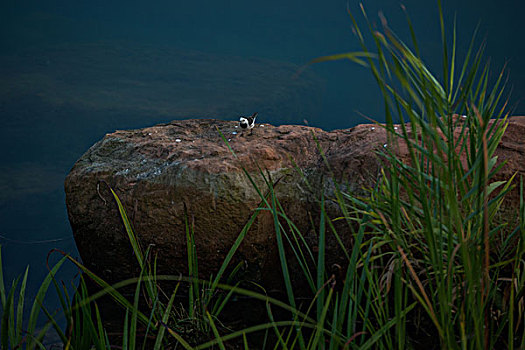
239,112,258,135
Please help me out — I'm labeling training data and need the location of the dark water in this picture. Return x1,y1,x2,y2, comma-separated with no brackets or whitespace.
0,0,524,324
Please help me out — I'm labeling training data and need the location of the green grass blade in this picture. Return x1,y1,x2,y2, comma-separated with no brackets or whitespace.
0,247,6,308
64,255,151,326
26,257,66,350
207,205,262,303
206,310,226,350
309,51,376,67
38,304,69,345
15,266,29,344
94,303,108,350
123,308,130,350
269,182,296,310
153,283,179,350
129,272,144,350
160,321,193,350
1,277,16,350
110,188,144,268
310,284,334,349
316,195,326,323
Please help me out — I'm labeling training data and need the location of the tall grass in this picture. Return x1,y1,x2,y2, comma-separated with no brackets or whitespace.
313,2,524,348
1,1,523,349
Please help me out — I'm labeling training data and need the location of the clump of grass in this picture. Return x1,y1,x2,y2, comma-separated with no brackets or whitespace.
0,248,66,349
314,1,525,348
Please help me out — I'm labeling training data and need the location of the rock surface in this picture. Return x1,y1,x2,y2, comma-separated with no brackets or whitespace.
65,117,525,289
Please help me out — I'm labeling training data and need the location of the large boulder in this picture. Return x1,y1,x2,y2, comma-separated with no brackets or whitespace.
65,117,524,288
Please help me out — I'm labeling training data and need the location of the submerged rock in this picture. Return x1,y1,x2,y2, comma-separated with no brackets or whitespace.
65,117,524,289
